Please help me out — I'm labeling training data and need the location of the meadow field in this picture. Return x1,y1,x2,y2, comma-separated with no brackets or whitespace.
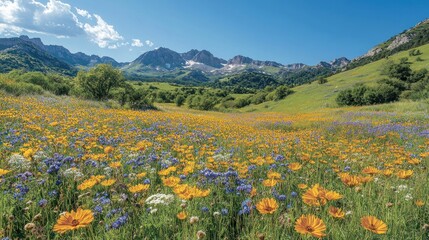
0,93,428,239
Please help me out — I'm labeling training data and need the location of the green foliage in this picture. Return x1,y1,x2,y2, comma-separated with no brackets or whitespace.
128,88,156,110
336,84,400,106
212,72,279,92
0,70,72,96
409,76,429,100
317,77,328,84
266,86,293,101
383,60,412,82
409,49,422,56
76,64,125,101
337,57,429,107
278,67,332,86
0,76,44,96
174,95,186,106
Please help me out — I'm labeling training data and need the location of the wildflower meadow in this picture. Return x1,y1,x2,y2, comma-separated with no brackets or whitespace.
0,94,428,239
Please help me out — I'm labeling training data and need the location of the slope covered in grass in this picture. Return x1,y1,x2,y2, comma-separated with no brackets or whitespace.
241,44,429,113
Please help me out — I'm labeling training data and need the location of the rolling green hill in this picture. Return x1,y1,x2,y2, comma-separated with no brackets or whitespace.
240,43,429,113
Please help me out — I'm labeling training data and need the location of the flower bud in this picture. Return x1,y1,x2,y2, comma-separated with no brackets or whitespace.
24,223,36,231
196,230,206,239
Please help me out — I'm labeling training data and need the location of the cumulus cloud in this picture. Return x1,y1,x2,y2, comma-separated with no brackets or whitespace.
0,0,147,49
83,14,123,48
131,39,143,47
0,0,84,37
145,40,154,47
0,23,22,36
75,7,91,19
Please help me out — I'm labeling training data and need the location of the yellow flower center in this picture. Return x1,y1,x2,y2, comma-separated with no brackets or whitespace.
306,226,314,232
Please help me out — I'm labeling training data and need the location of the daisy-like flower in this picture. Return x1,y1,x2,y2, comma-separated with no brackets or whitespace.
104,146,114,154
295,214,326,238
362,166,380,175
53,208,94,234
137,172,147,179
397,170,413,179
100,179,116,187
162,176,181,187
267,171,281,179
256,198,278,214
0,168,11,177
109,161,121,168
177,211,187,220
415,199,425,207
328,206,345,219
288,162,302,171
262,178,278,187
129,184,150,193
361,216,388,234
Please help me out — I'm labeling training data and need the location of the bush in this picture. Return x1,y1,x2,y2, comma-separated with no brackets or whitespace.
250,92,268,105
175,95,186,107
128,89,156,110
336,84,400,106
409,49,422,56
0,77,44,96
232,98,251,108
317,77,328,84
364,84,400,104
266,86,293,101
383,61,412,82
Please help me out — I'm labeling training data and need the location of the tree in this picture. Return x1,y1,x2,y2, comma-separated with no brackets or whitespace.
76,64,124,100
317,77,328,84
383,61,412,82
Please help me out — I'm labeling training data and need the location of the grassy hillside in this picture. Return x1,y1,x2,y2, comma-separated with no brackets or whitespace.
241,43,429,113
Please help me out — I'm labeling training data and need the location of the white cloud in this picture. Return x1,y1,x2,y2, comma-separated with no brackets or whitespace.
0,0,84,37
83,14,123,48
0,0,152,50
131,38,143,47
75,7,91,19
0,22,22,36
0,0,21,23
145,40,154,47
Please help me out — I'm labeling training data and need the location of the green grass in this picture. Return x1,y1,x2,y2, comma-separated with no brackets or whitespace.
240,44,429,113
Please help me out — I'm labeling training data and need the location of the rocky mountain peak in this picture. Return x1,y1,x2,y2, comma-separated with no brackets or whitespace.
227,55,254,65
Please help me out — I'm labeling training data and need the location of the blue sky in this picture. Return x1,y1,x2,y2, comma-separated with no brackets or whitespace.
0,0,428,65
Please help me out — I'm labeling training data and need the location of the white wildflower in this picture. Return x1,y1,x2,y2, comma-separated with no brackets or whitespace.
103,167,113,176
146,194,175,206
405,193,413,201
213,154,230,162
63,168,83,181
8,154,31,171
33,151,47,161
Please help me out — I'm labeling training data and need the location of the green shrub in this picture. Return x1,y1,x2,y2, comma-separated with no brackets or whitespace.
0,77,44,96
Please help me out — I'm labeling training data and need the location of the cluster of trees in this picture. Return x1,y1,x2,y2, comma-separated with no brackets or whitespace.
0,70,72,96
210,72,279,93
336,57,429,106
0,65,156,110
278,67,333,86
1,64,297,112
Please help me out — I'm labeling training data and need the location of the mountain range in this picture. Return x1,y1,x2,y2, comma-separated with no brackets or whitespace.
1,18,428,84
